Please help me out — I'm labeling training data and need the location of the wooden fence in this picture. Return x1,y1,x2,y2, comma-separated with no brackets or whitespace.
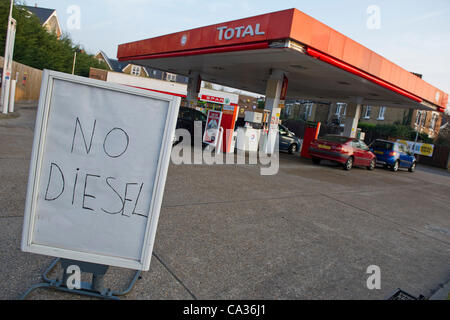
417,145,450,169
0,57,42,104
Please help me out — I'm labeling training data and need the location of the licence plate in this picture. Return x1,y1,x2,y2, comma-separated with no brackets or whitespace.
318,144,331,150
374,151,384,155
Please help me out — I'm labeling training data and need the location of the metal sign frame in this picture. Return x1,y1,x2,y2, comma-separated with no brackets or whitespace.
21,70,180,271
203,110,223,147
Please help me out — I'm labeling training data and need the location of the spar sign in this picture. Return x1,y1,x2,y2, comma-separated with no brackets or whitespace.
203,110,223,147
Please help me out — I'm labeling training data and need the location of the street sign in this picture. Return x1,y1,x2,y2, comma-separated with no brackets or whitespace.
21,70,180,271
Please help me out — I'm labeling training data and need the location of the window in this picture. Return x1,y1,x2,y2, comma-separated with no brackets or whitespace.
363,106,372,119
372,140,393,151
285,105,291,116
304,103,313,120
166,73,177,82
359,141,369,151
279,125,288,135
429,113,438,130
377,107,386,120
421,112,426,126
398,144,408,153
351,140,361,149
335,103,346,119
415,111,423,127
322,135,350,144
335,104,342,115
131,65,141,76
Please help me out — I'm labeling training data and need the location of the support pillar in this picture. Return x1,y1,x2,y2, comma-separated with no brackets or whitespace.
263,69,287,154
186,71,201,109
343,103,362,138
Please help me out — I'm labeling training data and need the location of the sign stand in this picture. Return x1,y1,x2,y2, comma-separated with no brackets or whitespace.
20,258,141,300
204,127,224,154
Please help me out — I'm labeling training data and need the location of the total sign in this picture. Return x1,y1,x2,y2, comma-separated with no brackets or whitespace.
217,24,265,40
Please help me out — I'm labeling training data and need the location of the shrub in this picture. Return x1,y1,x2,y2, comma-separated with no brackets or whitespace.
358,123,433,144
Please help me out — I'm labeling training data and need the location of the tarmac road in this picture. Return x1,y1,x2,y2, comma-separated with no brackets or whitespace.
1,106,449,300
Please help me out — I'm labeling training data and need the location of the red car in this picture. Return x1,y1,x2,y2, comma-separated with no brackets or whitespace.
308,135,376,170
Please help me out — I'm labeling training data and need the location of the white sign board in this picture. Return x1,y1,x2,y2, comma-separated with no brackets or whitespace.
21,70,180,271
396,139,434,157
203,110,222,147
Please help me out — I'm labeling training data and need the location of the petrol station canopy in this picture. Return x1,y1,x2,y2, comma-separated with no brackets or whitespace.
118,8,448,113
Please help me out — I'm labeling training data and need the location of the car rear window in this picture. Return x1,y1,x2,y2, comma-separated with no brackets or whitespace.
372,140,393,150
321,136,349,144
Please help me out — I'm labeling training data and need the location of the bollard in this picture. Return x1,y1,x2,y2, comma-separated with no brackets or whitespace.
2,78,10,114
8,79,16,113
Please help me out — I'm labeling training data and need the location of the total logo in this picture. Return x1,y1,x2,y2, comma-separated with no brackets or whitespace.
180,34,187,46
217,24,265,41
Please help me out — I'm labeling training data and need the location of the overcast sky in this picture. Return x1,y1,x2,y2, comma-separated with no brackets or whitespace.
27,0,450,97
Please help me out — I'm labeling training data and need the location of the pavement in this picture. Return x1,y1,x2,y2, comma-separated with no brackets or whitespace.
1,105,449,300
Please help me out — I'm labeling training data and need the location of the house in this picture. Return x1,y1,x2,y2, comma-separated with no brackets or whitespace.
93,51,188,84
22,5,62,38
411,109,442,139
283,101,443,139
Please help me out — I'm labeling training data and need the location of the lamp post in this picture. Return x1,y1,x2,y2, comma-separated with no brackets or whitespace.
72,48,83,75
72,51,77,75
1,0,16,114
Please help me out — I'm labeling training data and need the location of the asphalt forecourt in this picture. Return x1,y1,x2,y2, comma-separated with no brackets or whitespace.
1,106,449,301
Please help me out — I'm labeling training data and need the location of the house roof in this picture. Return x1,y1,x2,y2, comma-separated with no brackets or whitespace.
97,51,157,76
22,6,55,25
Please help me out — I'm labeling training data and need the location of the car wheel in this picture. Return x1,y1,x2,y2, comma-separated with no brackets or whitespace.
408,162,416,172
288,144,298,154
344,157,353,171
367,158,376,171
312,157,321,165
392,160,399,172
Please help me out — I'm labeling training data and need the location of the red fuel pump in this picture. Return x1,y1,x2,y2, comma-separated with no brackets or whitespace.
220,105,239,153
300,121,321,159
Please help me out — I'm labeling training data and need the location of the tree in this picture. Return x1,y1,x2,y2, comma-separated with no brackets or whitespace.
0,1,107,77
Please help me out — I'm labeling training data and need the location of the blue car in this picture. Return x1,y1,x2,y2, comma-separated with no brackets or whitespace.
369,139,416,172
